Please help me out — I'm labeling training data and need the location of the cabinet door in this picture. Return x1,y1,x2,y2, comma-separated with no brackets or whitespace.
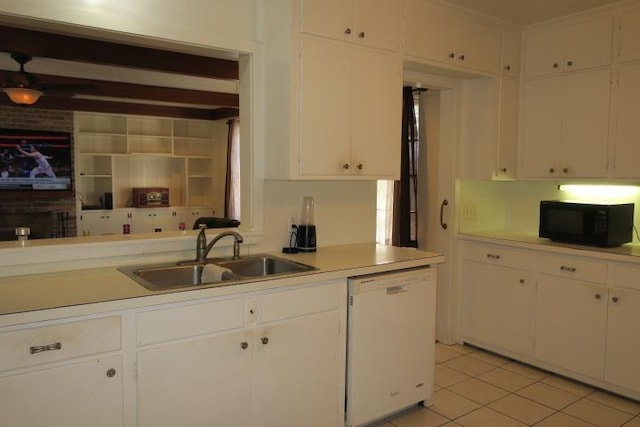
496,77,520,179
501,30,522,77
404,0,456,64
613,63,640,178
563,17,613,73
620,5,640,63
605,288,640,392
535,275,607,379
523,26,564,77
300,0,353,42
137,329,252,427
299,36,352,176
461,261,534,356
252,312,341,427
0,356,123,427
520,76,563,178
353,0,403,51
350,47,401,178
559,69,610,178
456,18,501,74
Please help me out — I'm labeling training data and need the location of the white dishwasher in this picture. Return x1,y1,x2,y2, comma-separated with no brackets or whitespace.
346,266,437,427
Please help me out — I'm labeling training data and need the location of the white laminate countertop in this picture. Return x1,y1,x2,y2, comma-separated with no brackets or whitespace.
0,243,444,327
459,230,640,261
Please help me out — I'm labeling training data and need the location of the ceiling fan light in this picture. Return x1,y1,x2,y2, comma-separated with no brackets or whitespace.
2,87,43,105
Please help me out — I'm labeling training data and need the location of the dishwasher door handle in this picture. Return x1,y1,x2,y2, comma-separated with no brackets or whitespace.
386,285,409,295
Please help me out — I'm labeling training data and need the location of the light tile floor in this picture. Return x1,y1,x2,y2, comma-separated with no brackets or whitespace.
364,343,640,427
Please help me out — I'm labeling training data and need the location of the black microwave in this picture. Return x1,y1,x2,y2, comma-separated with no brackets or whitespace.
539,201,635,247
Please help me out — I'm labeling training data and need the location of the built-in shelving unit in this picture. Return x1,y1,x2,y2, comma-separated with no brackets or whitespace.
74,112,227,235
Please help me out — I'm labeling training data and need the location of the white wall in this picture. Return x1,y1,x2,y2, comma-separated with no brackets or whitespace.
0,2,381,262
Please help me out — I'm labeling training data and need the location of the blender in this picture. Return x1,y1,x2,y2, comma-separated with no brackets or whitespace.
295,196,317,252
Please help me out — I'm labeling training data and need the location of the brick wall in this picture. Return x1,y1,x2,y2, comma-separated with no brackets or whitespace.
0,106,76,240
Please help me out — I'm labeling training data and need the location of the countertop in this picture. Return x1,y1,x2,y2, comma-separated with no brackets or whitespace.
0,243,444,327
458,230,640,261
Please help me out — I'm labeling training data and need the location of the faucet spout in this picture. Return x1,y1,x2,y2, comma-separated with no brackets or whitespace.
195,229,243,262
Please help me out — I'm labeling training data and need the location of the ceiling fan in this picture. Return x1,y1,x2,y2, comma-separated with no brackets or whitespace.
1,53,96,105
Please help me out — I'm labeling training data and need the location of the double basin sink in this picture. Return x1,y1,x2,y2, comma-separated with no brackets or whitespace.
119,255,317,291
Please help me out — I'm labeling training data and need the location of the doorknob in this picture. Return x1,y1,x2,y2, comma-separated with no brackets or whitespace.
440,199,449,230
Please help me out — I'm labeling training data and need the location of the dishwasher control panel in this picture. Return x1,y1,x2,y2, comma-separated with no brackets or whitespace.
348,267,436,294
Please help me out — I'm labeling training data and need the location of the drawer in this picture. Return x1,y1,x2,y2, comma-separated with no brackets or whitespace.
610,263,640,291
137,298,245,346
0,316,121,372
462,242,533,271
255,280,341,324
537,254,607,284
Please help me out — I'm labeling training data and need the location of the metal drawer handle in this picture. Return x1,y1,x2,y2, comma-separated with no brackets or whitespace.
440,199,448,230
486,253,501,260
560,265,577,273
30,342,62,354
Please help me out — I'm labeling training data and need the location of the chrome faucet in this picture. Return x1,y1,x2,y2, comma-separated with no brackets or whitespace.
195,225,243,262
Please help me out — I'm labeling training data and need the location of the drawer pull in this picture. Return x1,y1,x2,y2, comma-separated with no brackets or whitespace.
595,293,602,300
560,265,576,273
612,296,619,303
261,337,269,345
30,342,62,354
240,341,249,350
106,368,117,378
486,253,501,260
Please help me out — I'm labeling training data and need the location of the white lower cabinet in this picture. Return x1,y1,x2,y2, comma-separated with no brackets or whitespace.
461,261,534,356
459,239,640,400
137,329,253,427
136,280,345,427
605,264,640,392
460,242,535,356
0,316,124,427
535,274,607,379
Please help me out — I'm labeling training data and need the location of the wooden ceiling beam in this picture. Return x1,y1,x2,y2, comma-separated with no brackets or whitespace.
0,25,239,80
0,95,239,121
8,72,240,107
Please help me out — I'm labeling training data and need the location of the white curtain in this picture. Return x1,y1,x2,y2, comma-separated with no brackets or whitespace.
226,119,241,220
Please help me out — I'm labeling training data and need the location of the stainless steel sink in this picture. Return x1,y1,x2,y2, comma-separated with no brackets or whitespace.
119,255,316,291
214,255,317,277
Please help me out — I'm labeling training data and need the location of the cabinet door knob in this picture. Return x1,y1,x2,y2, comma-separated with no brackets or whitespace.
358,31,365,38
261,337,269,345
356,163,363,170
549,168,555,174
612,296,619,303
458,54,465,61
500,167,507,173
553,62,559,68
504,65,511,71
519,279,525,284
595,293,602,300
562,167,569,173
567,60,573,67
448,52,455,59
106,368,117,378
240,341,249,350
342,163,350,170
344,28,352,35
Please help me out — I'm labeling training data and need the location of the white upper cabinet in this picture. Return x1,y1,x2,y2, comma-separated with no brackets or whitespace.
613,63,640,178
520,69,611,178
619,3,640,63
299,36,401,178
524,16,613,77
404,0,501,74
300,0,403,51
501,29,522,77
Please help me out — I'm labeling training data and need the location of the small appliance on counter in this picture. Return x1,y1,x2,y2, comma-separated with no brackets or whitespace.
132,187,170,208
295,196,317,252
539,200,635,247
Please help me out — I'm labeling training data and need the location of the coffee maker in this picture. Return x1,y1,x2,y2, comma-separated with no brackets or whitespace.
295,196,317,252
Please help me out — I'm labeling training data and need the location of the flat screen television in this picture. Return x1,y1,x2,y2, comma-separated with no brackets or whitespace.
0,128,73,197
